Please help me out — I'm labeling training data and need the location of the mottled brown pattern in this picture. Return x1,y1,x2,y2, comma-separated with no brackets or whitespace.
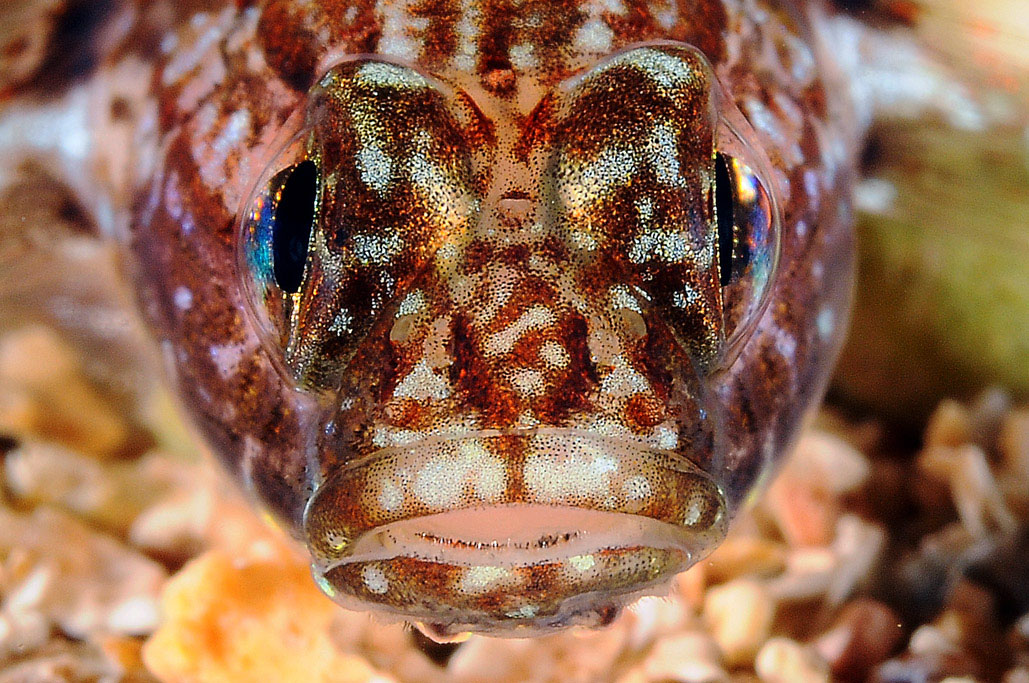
448,313,521,425
93,0,856,635
259,0,381,90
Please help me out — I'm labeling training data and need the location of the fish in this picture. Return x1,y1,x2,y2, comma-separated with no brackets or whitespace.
0,0,1019,639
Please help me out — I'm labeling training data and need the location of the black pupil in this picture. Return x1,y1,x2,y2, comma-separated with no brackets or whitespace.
715,153,736,287
272,160,318,293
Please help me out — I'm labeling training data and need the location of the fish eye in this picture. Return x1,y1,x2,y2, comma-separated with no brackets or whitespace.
712,149,777,354
547,43,781,369
272,160,319,293
715,153,739,288
238,57,477,391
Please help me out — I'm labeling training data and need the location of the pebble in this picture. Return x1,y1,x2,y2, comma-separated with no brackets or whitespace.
754,638,830,683
999,409,1029,496
703,579,776,667
143,549,385,683
704,536,788,584
0,327,130,458
1004,668,1029,683
825,514,887,606
813,598,904,680
4,441,190,536
0,507,166,640
643,631,728,682
448,637,538,682
625,595,694,649
925,400,974,448
764,431,870,547
921,444,1017,538
0,641,132,683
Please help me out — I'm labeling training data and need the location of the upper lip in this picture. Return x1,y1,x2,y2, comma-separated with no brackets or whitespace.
303,428,726,570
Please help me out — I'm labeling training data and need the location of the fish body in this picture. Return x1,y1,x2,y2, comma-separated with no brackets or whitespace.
3,0,859,636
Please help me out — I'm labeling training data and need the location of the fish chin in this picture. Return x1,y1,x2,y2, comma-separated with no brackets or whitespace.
304,432,727,636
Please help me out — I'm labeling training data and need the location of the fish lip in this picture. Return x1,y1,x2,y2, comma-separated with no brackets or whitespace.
303,430,727,633
304,428,726,565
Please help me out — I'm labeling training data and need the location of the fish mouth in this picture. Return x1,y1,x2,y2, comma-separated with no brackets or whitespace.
304,431,727,636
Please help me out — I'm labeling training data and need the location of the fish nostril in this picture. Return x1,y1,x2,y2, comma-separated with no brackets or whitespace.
390,314,416,343
616,308,648,338
496,191,534,225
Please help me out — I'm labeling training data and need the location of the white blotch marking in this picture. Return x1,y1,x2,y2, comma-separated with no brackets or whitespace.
654,6,678,31
330,309,354,336
574,17,614,53
506,604,539,619
568,554,596,572
671,284,700,309
803,169,820,199
394,359,450,401
628,229,690,264
208,340,252,379
408,134,456,204
396,290,426,317
624,48,697,91
198,108,251,190
525,437,616,501
510,368,546,397
160,32,178,55
163,11,229,85
378,479,403,514
577,147,636,200
356,60,428,89
376,1,424,62
817,307,836,341
353,231,404,266
600,355,650,397
509,43,537,70
654,425,678,450
569,229,598,251
356,145,394,194
646,123,685,187
775,329,797,362
636,196,654,225
591,453,619,477
563,120,685,215
362,565,389,594
540,341,570,369
609,285,642,313
487,305,557,355
461,566,510,593
744,98,785,148
414,454,464,508
622,475,653,502
452,2,482,72
173,286,193,311
459,440,507,499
